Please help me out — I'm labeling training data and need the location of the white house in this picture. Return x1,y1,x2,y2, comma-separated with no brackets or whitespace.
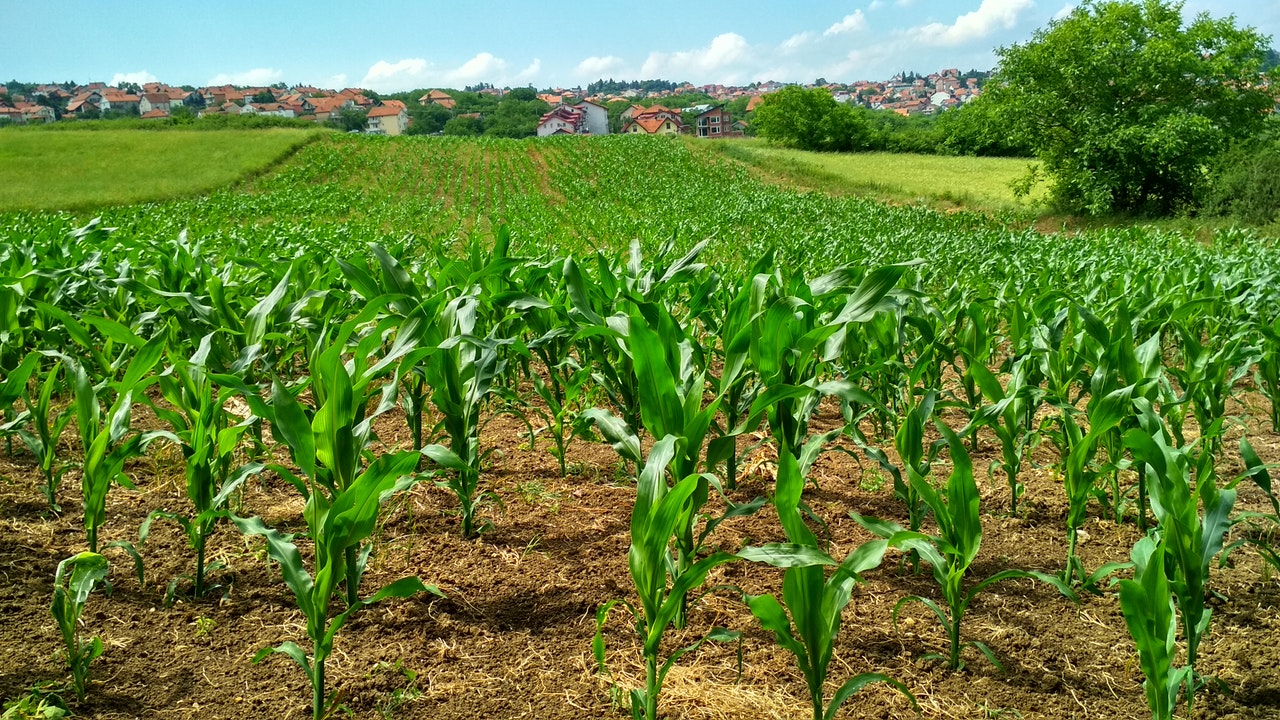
572,100,609,135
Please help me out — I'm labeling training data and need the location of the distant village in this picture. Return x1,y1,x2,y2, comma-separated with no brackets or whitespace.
0,68,988,137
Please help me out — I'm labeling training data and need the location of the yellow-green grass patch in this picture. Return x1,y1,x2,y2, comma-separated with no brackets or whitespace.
710,139,1046,214
0,128,323,211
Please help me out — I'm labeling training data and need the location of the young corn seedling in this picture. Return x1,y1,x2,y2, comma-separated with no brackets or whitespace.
1123,405,1235,714
854,385,942,536
741,263,913,477
586,301,765,628
1118,534,1190,720
853,423,1076,671
67,337,166,554
1250,317,1280,433
594,435,827,720
419,293,520,538
744,448,916,720
253,317,416,604
233,452,440,720
10,355,75,512
141,333,264,598
0,351,38,457
1060,385,1136,588
51,552,109,703
1229,436,1280,576
964,356,1043,515
709,252,772,490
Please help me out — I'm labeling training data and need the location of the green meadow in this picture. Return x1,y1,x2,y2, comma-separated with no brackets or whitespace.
0,128,321,211
711,138,1046,213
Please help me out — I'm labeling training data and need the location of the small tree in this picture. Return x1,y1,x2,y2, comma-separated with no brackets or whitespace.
329,107,368,132
753,86,870,152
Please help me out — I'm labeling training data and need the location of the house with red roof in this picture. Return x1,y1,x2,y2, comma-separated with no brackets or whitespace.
622,105,686,135
536,105,587,136
418,90,455,109
366,103,409,135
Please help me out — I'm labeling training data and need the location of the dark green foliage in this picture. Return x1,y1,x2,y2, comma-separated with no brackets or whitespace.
329,107,368,133
483,94,551,138
753,86,871,152
1202,124,1280,225
406,103,452,135
443,115,483,137
981,0,1276,216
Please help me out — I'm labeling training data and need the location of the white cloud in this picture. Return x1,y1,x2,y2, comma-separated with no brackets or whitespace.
1053,3,1077,20
359,53,542,92
640,33,751,81
780,31,816,53
913,0,1033,47
869,0,885,10
110,70,157,86
825,10,868,36
207,68,284,86
574,55,626,79
326,73,348,89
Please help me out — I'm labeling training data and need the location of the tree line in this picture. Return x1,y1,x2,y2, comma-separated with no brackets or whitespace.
754,0,1280,223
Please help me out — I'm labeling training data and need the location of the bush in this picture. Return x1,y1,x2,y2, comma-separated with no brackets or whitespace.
1203,129,1280,225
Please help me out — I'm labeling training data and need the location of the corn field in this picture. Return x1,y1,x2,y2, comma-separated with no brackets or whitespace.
2,134,1279,720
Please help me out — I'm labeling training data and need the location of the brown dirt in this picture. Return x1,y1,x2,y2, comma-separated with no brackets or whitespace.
2,397,1279,720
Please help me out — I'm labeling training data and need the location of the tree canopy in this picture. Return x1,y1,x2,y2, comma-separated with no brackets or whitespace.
752,86,870,152
979,0,1276,215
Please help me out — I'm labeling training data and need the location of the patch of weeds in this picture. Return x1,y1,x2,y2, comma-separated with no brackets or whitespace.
2,683,68,720
368,660,422,719
515,481,562,512
859,468,887,494
193,616,216,639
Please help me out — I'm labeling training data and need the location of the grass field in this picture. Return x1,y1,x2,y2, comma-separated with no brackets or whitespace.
0,128,322,210
709,138,1046,213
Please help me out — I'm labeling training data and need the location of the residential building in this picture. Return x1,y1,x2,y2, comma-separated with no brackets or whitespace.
693,105,739,138
419,90,456,109
139,93,171,114
366,103,409,135
622,106,686,135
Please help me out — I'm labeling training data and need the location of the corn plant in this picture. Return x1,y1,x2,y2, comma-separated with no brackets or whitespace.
708,255,771,490
854,386,941,535
232,452,440,720
22,361,77,513
586,301,765,628
419,293,520,538
1250,318,1280,433
140,333,264,598
744,448,915,720
67,337,166,553
964,356,1043,515
1060,385,1135,587
1118,534,1190,720
1168,326,1250,456
1123,405,1236,714
853,423,1076,670
743,263,912,474
0,351,38,456
51,552,109,703
253,318,414,604
1230,436,1280,575
594,435,827,720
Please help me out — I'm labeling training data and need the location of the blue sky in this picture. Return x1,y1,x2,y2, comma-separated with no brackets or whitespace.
3,1,1277,92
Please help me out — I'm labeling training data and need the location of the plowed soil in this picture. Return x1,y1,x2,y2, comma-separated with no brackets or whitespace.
2,397,1278,720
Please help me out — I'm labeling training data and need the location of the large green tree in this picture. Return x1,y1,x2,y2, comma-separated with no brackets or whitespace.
981,0,1275,215
753,86,870,152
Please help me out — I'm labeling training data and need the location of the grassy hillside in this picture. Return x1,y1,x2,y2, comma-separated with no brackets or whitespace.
708,139,1045,213
0,128,322,210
